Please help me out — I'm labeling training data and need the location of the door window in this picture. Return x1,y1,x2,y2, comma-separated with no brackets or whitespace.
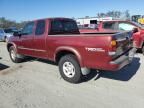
21,22,34,35
35,20,45,35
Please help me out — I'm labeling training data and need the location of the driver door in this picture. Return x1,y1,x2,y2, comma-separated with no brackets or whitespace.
17,22,35,56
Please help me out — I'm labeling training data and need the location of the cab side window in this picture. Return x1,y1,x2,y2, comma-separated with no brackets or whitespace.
50,20,79,35
35,20,45,35
21,22,34,35
118,23,136,31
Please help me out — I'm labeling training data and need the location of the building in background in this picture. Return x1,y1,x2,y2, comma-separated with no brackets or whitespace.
76,17,113,28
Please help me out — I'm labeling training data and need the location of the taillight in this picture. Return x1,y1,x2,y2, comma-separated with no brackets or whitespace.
111,40,117,47
108,39,117,56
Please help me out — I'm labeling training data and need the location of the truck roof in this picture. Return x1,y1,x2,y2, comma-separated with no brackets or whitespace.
31,17,74,22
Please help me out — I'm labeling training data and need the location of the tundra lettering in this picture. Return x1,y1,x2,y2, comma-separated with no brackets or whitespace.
85,47,105,52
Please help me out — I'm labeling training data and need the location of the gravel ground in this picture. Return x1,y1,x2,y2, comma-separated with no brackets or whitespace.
0,42,144,108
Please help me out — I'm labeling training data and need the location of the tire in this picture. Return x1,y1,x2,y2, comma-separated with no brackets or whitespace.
9,46,23,63
58,54,82,83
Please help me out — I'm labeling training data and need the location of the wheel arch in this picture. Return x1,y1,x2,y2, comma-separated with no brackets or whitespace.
7,42,17,52
54,46,83,67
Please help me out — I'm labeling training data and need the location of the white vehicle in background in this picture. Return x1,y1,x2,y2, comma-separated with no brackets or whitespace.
76,17,113,28
0,28,16,42
0,28,5,41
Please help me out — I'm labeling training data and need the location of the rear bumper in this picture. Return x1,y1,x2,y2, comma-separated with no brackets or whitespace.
108,48,137,71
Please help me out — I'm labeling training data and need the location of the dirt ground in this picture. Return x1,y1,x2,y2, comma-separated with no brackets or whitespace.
0,42,144,108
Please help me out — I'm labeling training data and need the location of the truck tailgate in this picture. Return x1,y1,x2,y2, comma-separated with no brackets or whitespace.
111,31,133,59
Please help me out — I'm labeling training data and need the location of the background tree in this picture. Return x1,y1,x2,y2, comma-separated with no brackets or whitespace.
0,17,28,29
124,10,130,20
97,10,130,19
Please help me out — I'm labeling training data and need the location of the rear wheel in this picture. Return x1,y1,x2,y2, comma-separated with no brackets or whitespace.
58,54,82,83
9,46,23,63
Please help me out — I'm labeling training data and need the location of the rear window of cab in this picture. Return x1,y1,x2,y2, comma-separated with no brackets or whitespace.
50,20,80,35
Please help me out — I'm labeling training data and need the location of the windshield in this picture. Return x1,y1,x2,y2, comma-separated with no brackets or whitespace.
50,19,80,35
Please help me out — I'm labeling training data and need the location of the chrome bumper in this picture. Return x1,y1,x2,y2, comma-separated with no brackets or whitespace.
110,48,137,70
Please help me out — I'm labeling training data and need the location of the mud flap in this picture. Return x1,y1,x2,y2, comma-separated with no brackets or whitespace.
129,48,137,63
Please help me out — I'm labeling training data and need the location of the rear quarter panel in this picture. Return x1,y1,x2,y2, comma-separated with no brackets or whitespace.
46,34,112,69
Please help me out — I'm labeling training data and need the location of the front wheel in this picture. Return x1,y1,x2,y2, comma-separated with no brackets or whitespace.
58,54,82,83
9,46,23,63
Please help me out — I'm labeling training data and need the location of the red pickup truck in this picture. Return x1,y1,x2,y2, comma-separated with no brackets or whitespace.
7,18,136,83
80,20,144,55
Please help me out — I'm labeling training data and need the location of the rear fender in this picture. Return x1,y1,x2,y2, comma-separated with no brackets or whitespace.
55,46,83,67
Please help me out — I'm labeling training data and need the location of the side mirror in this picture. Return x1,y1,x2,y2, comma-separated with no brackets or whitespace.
133,28,139,33
13,31,21,37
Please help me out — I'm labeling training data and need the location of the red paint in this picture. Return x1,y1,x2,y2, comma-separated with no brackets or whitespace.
80,20,144,49
8,18,134,71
